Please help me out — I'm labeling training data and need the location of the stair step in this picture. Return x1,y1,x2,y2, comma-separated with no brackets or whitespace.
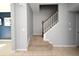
29,41,50,46
28,44,52,51
28,35,53,51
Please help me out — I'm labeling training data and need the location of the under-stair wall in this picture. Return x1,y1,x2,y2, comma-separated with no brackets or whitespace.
44,4,77,47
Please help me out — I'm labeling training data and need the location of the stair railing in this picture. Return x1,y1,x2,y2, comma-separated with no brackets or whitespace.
42,11,58,37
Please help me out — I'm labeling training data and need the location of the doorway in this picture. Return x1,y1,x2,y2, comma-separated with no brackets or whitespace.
0,3,12,55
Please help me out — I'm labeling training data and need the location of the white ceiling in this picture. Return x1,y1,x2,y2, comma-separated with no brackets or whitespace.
0,3,11,12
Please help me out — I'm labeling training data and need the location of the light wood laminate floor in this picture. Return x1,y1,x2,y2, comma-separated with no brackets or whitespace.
0,36,79,56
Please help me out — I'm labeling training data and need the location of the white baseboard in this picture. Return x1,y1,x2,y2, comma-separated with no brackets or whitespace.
15,36,33,51
16,49,27,51
43,37,49,41
53,45,77,47
0,40,11,41
27,36,32,48
43,37,77,47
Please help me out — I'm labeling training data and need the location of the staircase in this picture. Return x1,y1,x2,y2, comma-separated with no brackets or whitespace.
28,12,58,51
42,11,58,37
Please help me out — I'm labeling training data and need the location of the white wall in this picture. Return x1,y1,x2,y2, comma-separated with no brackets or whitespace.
33,12,41,35
11,3,27,50
11,4,16,50
68,4,79,11
76,13,79,46
44,4,76,46
11,3,33,50
27,4,33,43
